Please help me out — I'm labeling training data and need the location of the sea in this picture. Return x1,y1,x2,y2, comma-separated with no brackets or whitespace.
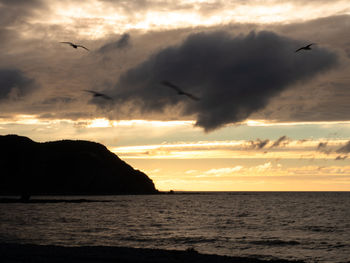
0,192,349,263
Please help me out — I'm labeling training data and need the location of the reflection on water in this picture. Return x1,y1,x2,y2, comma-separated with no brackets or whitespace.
0,192,349,263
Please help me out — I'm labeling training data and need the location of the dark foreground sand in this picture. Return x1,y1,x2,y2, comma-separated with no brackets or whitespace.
0,243,304,263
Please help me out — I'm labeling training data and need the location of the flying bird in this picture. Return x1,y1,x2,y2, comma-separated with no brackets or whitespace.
60,42,90,51
295,43,316,52
84,90,112,100
161,80,200,101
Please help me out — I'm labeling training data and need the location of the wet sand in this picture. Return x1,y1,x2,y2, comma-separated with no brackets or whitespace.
0,243,304,263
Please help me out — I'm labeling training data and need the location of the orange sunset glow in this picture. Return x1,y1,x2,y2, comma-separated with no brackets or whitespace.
0,0,350,191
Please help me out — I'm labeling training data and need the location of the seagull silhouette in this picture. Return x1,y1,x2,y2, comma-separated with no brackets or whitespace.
295,43,316,52
60,42,90,51
84,90,112,100
161,81,200,101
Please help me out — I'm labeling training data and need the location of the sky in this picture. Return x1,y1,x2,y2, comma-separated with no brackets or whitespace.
1,0,350,191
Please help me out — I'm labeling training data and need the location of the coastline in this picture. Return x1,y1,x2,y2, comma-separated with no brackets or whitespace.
0,243,304,263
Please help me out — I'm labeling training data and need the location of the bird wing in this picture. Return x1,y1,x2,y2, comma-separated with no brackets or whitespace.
77,45,90,51
296,43,316,52
161,81,200,101
100,94,112,100
161,80,182,93
60,42,73,45
83,90,112,100
183,92,200,101
83,90,97,95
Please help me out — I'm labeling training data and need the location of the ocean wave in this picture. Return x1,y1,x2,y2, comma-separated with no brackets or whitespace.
303,225,338,233
248,239,300,247
120,236,217,245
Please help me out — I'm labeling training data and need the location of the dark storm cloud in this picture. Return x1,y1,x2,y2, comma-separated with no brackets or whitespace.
39,97,76,105
0,0,44,26
0,69,38,101
225,15,350,123
270,136,289,148
0,0,46,46
102,30,338,131
98,33,131,53
336,141,350,154
0,28,15,44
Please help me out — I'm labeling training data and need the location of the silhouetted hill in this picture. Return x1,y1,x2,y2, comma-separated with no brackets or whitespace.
0,135,158,196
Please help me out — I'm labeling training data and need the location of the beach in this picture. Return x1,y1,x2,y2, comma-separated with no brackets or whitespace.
0,243,304,263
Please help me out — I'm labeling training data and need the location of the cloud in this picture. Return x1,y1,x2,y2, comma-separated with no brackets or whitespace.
39,97,76,105
195,166,244,178
0,0,44,26
79,1,350,27
336,141,350,153
314,140,350,158
335,155,347,161
255,162,272,172
205,166,244,176
103,30,338,131
247,139,269,149
270,136,289,148
253,15,350,123
317,142,328,150
0,0,47,48
316,141,332,154
297,139,309,144
98,33,131,53
0,68,38,101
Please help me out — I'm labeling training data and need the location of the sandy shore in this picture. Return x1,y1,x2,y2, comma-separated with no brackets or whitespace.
0,243,304,263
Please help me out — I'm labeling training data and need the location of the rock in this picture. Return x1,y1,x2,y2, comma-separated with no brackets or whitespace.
0,135,158,195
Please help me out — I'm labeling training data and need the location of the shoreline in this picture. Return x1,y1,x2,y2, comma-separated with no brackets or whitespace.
0,243,304,263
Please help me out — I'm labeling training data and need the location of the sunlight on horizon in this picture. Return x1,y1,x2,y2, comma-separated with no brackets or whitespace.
1,115,349,191
2,114,350,128
137,160,350,191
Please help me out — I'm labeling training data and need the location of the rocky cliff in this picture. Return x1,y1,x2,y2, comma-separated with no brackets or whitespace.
0,135,158,196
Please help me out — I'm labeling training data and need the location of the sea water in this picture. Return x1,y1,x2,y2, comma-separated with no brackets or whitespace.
0,192,349,262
